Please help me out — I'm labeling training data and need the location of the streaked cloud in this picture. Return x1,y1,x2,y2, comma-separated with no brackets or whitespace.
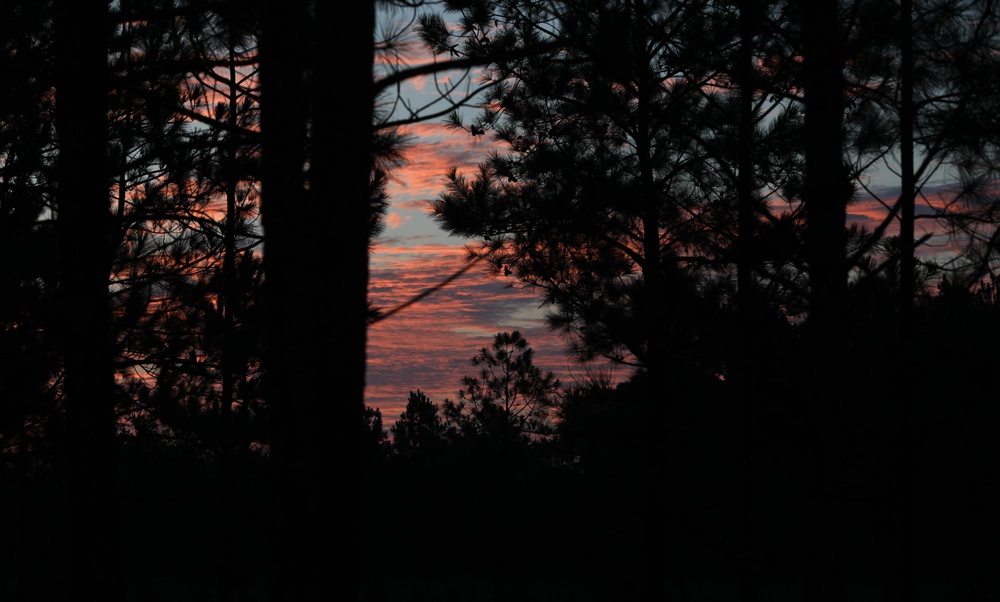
366,243,594,425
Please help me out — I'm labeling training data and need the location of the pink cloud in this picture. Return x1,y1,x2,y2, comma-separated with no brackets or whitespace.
395,198,433,212
389,123,505,199
366,244,608,425
384,212,408,229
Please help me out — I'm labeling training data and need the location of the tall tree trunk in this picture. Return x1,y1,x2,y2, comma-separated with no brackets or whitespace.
893,0,916,599
258,0,310,599
638,127,669,601
736,2,760,600
312,0,375,597
302,0,375,600
631,1,669,596
260,0,374,599
799,1,849,600
217,25,241,602
53,1,120,599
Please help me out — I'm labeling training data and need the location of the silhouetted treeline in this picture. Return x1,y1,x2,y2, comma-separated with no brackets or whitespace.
1,1,999,601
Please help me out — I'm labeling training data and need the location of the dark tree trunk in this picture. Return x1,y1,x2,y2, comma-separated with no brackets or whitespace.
258,1,310,599
893,0,916,599
307,0,374,597
798,1,849,600
637,92,670,602
217,26,241,602
317,0,374,520
53,0,120,599
630,1,669,597
736,2,760,600
260,1,373,599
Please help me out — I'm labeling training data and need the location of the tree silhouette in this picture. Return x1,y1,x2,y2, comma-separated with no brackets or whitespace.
443,331,558,454
428,2,770,594
390,389,451,463
362,404,393,467
420,1,1000,599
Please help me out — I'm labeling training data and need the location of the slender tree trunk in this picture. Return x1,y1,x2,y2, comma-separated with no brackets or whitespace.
736,2,760,600
217,26,241,602
893,0,916,599
53,1,120,599
799,1,849,600
629,2,670,597
258,1,310,599
638,132,669,601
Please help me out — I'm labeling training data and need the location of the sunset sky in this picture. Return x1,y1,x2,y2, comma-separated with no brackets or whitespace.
365,16,602,425
364,121,962,424
366,136,957,429
365,118,603,424
363,9,965,428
